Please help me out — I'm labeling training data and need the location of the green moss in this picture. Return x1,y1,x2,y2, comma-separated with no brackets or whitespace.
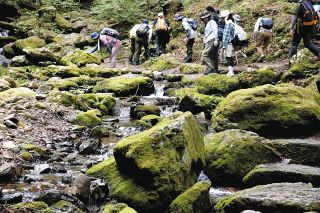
60,49,101,67
67,75,97,86
169,181,212,213
167,87,199,99
180,64,205,74
0,87,36,104
282,60,320,82
35,102,48,109
102,203,138,213
3,43,15,57
238,68,278,88
204,129,281,186
21,151,33,161
13,36,46,54
80,66,119,78
212,84,320,136
140,115,162,126
55,14,72,31
10,201,51,213
50,200,83,213
93,75,154,97
143,54,181,72
45,65,80,78
48,90,77,107
23,144,46,156
131,105,161,119
47,78,78,91
78,93,116,115
75,109,102,127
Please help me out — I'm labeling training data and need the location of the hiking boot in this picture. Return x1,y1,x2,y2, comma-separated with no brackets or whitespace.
258,56,266,63
226,71,234,77
204,69,212,75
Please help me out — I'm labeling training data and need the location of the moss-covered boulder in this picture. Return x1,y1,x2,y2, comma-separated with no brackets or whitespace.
188,74,239,96
47,77,78,91
238,68,278,88
80,66,119,78
78,93,116,115
130,104,161,119
180,64,205,74
55,14,72,32
93,75,154,97
46,65,80,78
179,93,223,118
140,115,161,126
23,47,61,64
243,163,320,187
102,202,137,213
50,200,83,213
169,181,212,213
13,36,46,55
75,109,102,127
112,112,205,211
0,87,36,104
87,157,161,212
60,49,101,67
214,183,320,212
282,60,320,82
23,143,47,156
52,33,94,48
3,42,15,58
0,36,17,47
204,129,281,186
38,6,57,22
212,84,320,137
10,201,51,213
144,54,180,71
48,90,77,107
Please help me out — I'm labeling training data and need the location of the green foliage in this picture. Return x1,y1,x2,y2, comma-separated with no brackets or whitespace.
42,0,79,11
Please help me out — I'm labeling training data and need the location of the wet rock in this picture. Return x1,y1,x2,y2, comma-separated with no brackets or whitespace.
91,126,110,138
74,109,102,128
212,84,320,137
93,74,155,97
35,190,62,205
0,192,23,204
50,200,84,213
60,49,101,67
78,139,101,154
9,201,51,212
169,181,212,213
10,55,31,67
204,129,281,186
179,93,223,118
0,163,22,182
90,179,108,204
214,183,320,212
238,68,278,88
102,202,137,213
130,104,161,119
243,163,320,187
33,164,51,175
143,53,180,72
140,115,161,126
12,36,46,55
71,173,91,203
62,174,73,184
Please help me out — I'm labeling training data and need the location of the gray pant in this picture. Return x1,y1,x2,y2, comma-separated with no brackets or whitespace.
202,39,219,72
110,45,121,68
133,38,150,64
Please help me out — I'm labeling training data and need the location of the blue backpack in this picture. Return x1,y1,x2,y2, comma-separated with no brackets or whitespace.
187,18,199,30
261,18,273,30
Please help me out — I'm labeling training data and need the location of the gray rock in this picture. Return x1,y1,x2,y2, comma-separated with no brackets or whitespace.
0,192,23,204
71,173,91,203
33,164,51,175
0,163,22,182
10,55,31,67
78,139,101,155
0,79,10,92
214,183,320,212
243,163,320,187
90,179,108,204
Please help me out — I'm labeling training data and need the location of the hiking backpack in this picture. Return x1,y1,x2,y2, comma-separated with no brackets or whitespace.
301,0,318,27
101,28,120,38
156,18,168,31
260,18,273,30
136,24,149,38
187,18,198,30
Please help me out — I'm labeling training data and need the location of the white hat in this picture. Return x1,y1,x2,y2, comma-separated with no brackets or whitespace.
158,12,164,17
233,14,241,22
220,10,231,18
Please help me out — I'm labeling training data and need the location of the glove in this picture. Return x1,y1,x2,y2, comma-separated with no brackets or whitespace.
214,39,219,46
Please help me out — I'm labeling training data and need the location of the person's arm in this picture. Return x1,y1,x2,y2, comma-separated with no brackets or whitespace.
89,44,98,53
254,17,262,33
182,20,191,38
148,27,153,44
166,19,171,31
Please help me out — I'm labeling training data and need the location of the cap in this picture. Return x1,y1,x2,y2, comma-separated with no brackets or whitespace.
200,11,211,19
91,32,99,39
173,13,184,21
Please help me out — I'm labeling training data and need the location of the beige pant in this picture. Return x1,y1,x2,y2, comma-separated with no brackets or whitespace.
225,44,234,57
255,31,272,56
110,44,122,68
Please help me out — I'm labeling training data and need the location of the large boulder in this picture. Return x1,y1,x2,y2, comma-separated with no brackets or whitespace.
74,109,102,128
38,6,57,22
144,54,180,72
243,163,320,187
204,129,281,186
53,33,94,48
46,65,80,78
102,202,137,213
93,74,154,97
60,49,101,67
0,87,36,104
55,14,72,32
238,68,278,88
0,1,19,21
9,201,51,213
212,84,320,137
12,36,46,55
23,47,61,64
169,181,212,213
214,183,320,212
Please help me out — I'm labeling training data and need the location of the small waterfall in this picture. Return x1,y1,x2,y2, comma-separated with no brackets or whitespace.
114,99,131,121
0,27,10,67
152,83,165,97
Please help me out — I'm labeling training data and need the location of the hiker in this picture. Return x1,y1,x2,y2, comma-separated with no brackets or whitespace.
90,28,121,68
153,12,171,56
221,10,236,76
253,17,273,62
289,0,320,62
232,15,249,63
173,13,198,63
129,20,152,65
200,11,219,75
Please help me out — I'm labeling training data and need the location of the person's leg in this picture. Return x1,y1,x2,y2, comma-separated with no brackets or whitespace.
142,39,150,61
289,32,302,58
262,32,272,57
303,30,320,57
225,44,234,76
155,32,161,56
212,43,220,73
133,40,142,65
202,40,215,74
255,32,264,56
110,45,121,68
184,38,195,62
128,38,135,64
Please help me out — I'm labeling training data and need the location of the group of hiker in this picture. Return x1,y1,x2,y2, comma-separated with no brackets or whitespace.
89,0,320,75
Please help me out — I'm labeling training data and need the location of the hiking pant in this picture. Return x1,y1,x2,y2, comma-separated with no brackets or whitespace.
225,44,234,67
156,30,168,56
184,38,195,62
255,31,272,56
289,29,320,58
110,44,121,68
202,39,219,72
129,38,135,63
133,38,150,64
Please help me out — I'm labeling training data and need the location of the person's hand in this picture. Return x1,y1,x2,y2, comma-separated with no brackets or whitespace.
214,39,219,46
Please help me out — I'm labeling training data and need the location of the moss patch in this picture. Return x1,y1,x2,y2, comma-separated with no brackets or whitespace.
75,109,102,127
238,68,278,88
10,201,51,213
60,49,101,67
180,64,205,74
78,93,116,115
130,105,161,119
144,54,181,72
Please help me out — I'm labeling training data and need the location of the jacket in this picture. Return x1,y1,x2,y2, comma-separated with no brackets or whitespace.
182,18,197,39
204,19,218,43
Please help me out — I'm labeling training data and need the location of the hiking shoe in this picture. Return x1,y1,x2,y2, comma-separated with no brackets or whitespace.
204,69,212,75
226,71,234,77
258,56,266,63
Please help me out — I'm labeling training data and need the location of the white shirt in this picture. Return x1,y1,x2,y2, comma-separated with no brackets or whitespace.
254,17,272,33
182,18,197,39
235,23,247,40
129,24,153,43
204,20,218,43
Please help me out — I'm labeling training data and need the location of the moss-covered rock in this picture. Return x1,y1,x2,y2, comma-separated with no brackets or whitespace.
140,115,162,126
0,36,17,47
204,129,281,186
50,200,83,213
130,104,161,119
47,77,78,91
78,93,116,115
112,112,205,211
21,151,33,161
60,49,101,67
10,201,51,213
55,14,72,32
87,157,161,212
93,75,154,97
46,65,80,78
212,84,320,137
179,93,223,118
38,6,57,22
214,183,320,212
23,143,46,156
282,60,320,82
80,66,119,78
102,202,138,213
180,64,205,74
144,54,181,72
0,87,36,104
23,47,61,64
169,181,212,213
75,109,102,127
52,33,94,48
48,90,77,107
238,68,278,88
13,36,46,54
188,74,239,96
3,42,15,58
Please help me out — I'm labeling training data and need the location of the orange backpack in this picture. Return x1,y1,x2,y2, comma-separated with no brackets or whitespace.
156,18,168,31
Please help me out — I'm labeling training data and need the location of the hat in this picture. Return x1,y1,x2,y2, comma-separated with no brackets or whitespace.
91,32,99,39
173,13,183,21
158,12,164,18
200,11,211,19
220,10,231,18
233,14,241,22
143,19,148,24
